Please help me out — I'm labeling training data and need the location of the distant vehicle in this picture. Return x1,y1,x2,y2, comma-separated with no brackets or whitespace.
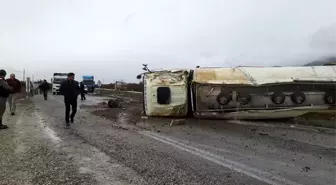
82,75,95,93
97,80,102,88
51,73,68,95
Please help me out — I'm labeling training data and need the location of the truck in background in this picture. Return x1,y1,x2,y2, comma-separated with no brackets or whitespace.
51,73,68,95
82,75,95,93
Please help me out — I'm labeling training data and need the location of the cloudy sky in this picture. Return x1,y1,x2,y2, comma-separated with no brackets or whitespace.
0,0,335,82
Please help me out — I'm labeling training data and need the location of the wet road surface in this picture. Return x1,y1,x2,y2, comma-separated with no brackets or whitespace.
0,94,335,185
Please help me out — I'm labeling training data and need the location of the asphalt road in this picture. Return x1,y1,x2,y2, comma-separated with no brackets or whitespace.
0,94,335,185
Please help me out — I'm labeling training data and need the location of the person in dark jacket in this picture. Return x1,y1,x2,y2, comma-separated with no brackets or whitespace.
59,72,80,126
0,69,12,129
39,79,50,100
6,73,21,115
79,81,86,100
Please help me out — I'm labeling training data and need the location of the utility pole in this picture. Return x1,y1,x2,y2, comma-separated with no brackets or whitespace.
23,69,25,81
26,77,30,98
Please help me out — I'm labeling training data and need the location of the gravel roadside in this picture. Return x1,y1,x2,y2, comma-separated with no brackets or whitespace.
0,99,97,185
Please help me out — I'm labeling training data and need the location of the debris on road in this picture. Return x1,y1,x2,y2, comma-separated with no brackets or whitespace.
258,133,269,136
170,119,186,126
250,128,257,132
302,166,311,172
107,98,122,108
98,101,107,105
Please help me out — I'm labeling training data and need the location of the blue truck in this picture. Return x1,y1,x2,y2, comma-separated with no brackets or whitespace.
82,75,95,93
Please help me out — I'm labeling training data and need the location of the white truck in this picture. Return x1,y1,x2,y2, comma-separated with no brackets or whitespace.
51,73,68,95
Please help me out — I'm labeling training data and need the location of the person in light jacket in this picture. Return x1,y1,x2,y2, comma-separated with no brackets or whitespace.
6,73,21,116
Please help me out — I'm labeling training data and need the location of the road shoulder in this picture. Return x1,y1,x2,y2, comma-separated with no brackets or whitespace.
0,99,97,185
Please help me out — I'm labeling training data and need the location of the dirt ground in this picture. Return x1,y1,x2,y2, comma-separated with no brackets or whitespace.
82,90,143,128
85,89,336,130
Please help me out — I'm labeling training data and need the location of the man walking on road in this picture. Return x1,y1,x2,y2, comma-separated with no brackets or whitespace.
59,73,80,126
39,79,50,100
0,70,12,129
79,81,86,100
6,73,21,116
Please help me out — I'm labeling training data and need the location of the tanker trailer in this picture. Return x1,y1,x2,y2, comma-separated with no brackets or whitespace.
191,66,336,119
138,66,335,120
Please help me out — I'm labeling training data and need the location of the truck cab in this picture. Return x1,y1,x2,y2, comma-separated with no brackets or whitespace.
82,75,95,93
52,73,68,95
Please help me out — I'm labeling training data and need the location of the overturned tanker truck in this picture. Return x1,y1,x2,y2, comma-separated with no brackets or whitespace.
136,66,336,120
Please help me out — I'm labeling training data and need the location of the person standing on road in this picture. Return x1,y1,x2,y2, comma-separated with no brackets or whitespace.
79,81,86,100
91,85,95,94
39,79,50,100
6,73,21,116
59,72,80,126
0,70,12,129
29,81,34,97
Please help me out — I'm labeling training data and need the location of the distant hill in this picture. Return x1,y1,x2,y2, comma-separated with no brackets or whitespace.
304,56,336,66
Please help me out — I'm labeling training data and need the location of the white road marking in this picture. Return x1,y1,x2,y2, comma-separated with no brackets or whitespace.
139,130,302,185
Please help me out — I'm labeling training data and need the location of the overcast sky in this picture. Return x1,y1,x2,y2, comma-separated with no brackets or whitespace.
0,0,335,82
